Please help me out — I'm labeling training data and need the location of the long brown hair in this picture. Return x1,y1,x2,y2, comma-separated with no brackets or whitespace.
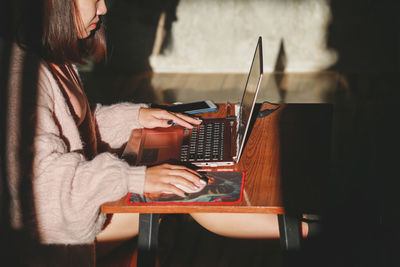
18,0,106,64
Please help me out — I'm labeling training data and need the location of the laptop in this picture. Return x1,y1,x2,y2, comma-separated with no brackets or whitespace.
123,37,263,167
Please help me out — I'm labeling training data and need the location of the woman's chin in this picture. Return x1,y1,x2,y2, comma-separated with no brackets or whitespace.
77,30,92,40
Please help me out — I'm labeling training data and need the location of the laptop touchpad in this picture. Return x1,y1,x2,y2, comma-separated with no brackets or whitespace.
139,130,181,164
141,149,159,164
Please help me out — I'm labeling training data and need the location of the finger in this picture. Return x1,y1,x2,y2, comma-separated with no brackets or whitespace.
156,164,200,180
142,109,175,128
153,115,193,129
152,110,200,129
157,111,197,129
161,184,186,197
158,118,175,128
165,164,203,178
164,175,203,191
168,115,194,129
167,169,206,188
174,113,202,125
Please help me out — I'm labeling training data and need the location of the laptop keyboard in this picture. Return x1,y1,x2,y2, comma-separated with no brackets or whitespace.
180,121,225,162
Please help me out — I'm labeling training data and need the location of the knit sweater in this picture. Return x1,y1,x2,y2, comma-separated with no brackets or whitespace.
6,44,147,244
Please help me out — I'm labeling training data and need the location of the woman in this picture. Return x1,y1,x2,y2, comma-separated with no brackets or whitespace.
8,0,205,248
8,0,311,259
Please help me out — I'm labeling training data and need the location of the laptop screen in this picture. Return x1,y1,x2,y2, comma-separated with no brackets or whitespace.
236,37,263,161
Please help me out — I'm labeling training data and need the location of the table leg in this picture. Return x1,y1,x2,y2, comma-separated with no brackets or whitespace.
137,213,160,267
278,214,301,251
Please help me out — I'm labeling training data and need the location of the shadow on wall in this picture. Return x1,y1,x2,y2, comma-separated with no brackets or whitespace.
85,0,180,105
278,1,400,267
324,1,399,266
327,0,400,73
85,0,341,105
0,0,12,263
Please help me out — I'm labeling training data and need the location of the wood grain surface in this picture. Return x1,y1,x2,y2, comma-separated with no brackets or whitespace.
102,102,332,214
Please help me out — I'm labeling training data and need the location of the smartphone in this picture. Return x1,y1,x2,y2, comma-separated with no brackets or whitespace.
166,100,218,114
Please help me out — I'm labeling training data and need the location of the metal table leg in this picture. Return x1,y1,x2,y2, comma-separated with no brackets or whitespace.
137,213,160,267
278,214,301,251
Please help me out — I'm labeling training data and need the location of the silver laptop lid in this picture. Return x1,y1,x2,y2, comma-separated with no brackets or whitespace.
235,36,263,162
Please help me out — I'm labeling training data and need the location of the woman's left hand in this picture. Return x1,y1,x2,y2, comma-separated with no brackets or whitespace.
138,108,202,129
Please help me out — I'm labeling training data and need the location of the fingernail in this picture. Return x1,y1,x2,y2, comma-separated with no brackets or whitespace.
167,120,173,125
199,179,207,185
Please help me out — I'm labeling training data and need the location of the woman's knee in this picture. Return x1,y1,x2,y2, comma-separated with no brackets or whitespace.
190,213,309,239
96,213,139,243
190,213,281,239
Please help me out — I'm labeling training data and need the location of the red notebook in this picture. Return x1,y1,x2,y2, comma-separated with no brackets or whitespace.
128,171,245,205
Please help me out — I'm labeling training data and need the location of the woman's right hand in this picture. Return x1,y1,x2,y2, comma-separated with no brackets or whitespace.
144,164,206,197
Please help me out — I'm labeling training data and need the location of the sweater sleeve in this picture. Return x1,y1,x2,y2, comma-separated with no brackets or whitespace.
94,103,149,149
33,73,146,244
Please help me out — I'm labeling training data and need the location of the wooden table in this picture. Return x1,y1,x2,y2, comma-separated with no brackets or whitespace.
102,102,333,266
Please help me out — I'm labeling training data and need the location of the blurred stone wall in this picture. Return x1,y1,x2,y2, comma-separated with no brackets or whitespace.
150,0,338,73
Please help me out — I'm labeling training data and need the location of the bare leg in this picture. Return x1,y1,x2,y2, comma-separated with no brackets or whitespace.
190,213,309,239
96,213,139,258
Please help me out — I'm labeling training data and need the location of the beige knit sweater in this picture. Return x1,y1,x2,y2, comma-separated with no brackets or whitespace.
6,44,147,244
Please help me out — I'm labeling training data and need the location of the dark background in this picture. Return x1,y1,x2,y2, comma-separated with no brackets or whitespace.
2,0,400,266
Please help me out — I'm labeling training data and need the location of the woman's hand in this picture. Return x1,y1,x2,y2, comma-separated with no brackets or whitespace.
138,108,201,129
144,164,206,197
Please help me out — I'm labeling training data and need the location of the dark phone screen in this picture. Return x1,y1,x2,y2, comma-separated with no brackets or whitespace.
167,102,210,113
